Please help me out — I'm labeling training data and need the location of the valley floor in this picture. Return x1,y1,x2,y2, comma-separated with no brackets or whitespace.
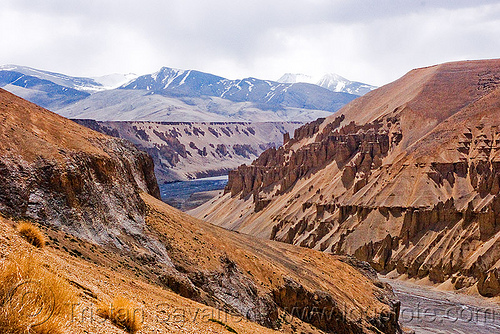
382,278,500,334
160,175,227,210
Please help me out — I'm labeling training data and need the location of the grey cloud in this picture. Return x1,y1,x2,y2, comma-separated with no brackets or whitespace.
2,0,500,85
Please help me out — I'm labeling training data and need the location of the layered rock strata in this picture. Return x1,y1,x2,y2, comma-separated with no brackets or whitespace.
74,119,302,183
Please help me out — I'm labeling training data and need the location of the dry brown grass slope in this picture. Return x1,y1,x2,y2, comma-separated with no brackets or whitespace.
0,199,399,334
16,221,46,248
0,215,281,334
143,193,400,333
0,251,76,334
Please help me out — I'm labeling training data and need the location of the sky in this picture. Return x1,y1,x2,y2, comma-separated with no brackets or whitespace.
1,0,500,86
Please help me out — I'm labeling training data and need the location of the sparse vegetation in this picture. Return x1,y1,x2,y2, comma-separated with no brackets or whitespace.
208,318,238,333
0,252,76,334
17,222,46,248
97,296,142,333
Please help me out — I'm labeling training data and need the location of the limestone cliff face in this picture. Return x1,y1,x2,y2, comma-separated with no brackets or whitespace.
193,59,500,297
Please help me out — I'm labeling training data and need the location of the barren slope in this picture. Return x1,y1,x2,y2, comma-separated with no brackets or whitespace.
142,194,401,333
57,89,337,123
0,214,283,334
192,59,500,297
0,89,161,251
0,89,401,333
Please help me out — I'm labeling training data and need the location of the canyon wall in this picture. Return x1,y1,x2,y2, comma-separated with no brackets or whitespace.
75,120,302,183
0,88,402,333
193,59,500,297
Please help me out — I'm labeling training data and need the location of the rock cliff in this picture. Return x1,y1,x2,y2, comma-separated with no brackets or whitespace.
192,59,500,297
0,89,163,253
73,119,302,183
145,194,402,333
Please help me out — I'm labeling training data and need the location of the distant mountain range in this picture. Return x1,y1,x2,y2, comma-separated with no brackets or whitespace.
0,65,137,91
0,65,137,110
277,72,377,96
0,64,374,122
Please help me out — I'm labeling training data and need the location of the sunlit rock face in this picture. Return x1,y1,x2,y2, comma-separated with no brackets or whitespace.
0,88,162,252
194,59,500,297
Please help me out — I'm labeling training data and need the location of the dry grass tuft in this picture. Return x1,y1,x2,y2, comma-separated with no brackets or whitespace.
17,222,46,248
0,252,77,334
97,296,143,333
209,318,238,333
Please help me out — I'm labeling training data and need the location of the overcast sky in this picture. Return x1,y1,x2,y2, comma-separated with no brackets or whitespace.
1,0,500,86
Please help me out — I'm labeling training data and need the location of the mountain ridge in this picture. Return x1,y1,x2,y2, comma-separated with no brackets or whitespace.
0,64,105,91
1,64,361,122
120,66,357,112
73,119,303,183
277,72,377,96
192,58,500,298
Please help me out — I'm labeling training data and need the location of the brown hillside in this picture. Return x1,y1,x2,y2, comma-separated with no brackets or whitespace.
0,88,160,250
192,59,500,297
0,214,281,334
0,88,401,333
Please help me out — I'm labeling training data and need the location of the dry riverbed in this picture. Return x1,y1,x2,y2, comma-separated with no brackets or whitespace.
382,278,500,334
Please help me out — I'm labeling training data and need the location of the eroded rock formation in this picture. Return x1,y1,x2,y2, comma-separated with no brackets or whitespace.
193,59,500,297
75,119,302,183
0,89,164,255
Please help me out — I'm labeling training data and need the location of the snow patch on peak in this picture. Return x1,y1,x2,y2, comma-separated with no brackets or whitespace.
277,73,317,84
92,73,138,89
153,67,186,81
278,71,377,96
179,70,191,86
320,73,348,81
0,64,19,71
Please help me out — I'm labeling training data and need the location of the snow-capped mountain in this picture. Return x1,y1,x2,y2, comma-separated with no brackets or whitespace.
0,65,92,109
121,66,356,112
278,72,377,96
122,67,223,96
0,65,104,92
92,73,138,89
276,73,316,84
0,64,361,122
316,73,377,96
0,65,139,109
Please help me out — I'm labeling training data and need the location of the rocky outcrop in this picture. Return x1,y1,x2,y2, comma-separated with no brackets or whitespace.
273,265,400,334
226,115,402,199
146,194,402,333
194,59,500,298
189,256,279,328
0,89,167,260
